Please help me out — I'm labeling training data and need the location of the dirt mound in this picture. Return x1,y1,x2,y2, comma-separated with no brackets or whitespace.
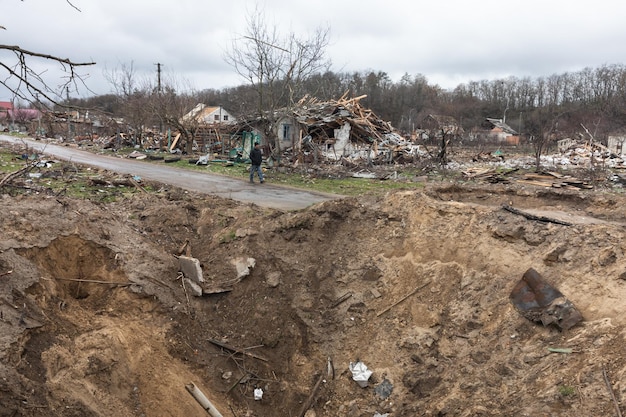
1,182,625,416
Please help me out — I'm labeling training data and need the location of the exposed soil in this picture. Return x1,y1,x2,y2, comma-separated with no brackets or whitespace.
1,156,626,416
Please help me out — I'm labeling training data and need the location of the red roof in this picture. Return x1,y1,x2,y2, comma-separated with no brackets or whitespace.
0,101,13,111
9,109,41,119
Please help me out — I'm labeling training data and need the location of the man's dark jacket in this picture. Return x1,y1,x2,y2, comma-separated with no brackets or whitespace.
250,148,263,165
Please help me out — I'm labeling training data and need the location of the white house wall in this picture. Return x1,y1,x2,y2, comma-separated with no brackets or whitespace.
201,108,236,124
323,122,352,160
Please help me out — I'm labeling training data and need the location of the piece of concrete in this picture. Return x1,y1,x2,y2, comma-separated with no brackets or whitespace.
231,257,256,280
266,271,281,288
179,256,205,283
184,278,203,297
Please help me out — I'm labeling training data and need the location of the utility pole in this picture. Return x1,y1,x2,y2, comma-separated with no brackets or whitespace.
66,86,71,141
155,63,164,144
155,63,163,93
34,93,41,138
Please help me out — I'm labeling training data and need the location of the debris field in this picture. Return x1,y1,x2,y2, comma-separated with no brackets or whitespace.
1,150,626,416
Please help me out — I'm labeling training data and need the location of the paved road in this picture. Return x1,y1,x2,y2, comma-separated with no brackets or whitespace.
0,135,340,210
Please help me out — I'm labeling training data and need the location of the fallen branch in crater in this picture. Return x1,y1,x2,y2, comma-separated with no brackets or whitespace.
501,204,573,226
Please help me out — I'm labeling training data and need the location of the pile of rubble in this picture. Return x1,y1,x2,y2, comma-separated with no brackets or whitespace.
293,94,428,164
462,167,594,189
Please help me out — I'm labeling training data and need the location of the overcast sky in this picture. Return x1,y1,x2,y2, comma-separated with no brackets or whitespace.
3,0,626,102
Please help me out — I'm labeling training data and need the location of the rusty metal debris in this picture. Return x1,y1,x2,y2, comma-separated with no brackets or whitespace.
509,268,583,330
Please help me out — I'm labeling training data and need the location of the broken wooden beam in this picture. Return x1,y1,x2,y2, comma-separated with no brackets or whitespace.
128,177,148,193
170,133,181,151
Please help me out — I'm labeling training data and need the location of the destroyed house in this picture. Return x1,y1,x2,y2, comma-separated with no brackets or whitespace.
176,104,239,153
235,95,409,163
485,117,519,144
294,95,399,151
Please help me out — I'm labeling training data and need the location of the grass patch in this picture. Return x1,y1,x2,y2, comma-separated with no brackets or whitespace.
263,171,427,196
558,385,576,397
219,230,237,244
149,157,430,196
34,173,144,202
0,153,23,174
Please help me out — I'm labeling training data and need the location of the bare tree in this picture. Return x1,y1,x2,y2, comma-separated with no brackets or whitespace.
151,77,200,154
105,61,201,152
105,62,155,146
1,3,95,105
421,115,462,166
526,107,565,171
225,5,330,159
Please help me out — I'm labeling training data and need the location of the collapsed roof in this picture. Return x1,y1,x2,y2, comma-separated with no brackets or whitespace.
486,117,518,135
291,94,426,163
293,93,400,144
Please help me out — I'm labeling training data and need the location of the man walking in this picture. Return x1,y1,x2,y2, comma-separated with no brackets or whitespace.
249,142,265,184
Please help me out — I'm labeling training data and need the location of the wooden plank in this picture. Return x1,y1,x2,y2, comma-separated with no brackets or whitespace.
517,180,554,187
343,94,367,104
522,174,554,180
545,171,566,179
170,133,181,151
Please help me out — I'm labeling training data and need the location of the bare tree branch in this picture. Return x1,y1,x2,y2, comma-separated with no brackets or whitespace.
0,45,94,67
224,5,330,159
65,0,81,12
0,44,95,105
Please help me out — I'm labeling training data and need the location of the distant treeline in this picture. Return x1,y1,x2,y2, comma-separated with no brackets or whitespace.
71,63,626,140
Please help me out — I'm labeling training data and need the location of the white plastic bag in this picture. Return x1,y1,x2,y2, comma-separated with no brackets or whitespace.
254,388,263,400
349,361,373,388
